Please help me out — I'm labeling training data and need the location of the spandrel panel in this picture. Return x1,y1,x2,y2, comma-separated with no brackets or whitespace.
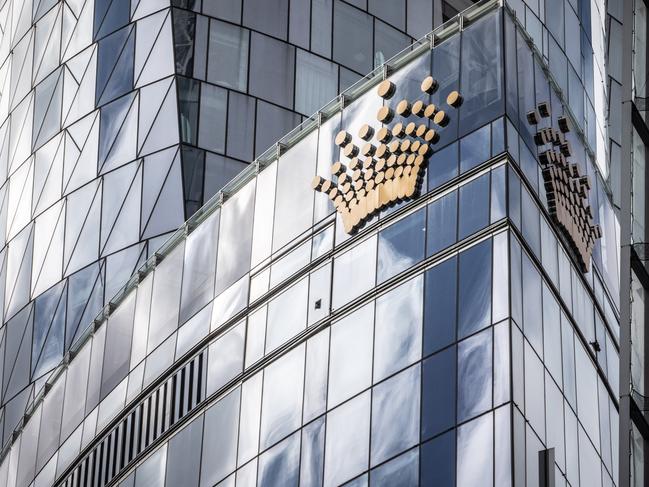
324,390,371,487
215,179,255,295
272,130,317,252
370,364,420,466
374,276,422,381
179,210,219,324
259,344,305,450
147,241,184,353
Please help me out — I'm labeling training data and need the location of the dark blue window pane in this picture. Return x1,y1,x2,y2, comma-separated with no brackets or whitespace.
457,239,492,338
427,142,458,190
458,173,490,240
427,191,457,256
422,347,456,440
421,431,455,486
377,208,426,282
459,13,504,135
492,118,505,155
424,258,456,355
96,26,134,106
460,125,491,173
94,0,130,40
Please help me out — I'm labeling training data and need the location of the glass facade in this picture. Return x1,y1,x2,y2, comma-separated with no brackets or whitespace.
0,0,626,487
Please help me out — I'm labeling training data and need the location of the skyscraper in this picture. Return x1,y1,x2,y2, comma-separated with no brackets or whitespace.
0,0,636,486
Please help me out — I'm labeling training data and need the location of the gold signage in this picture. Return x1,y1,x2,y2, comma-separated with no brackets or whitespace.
313,77,461,234
527,104,601,272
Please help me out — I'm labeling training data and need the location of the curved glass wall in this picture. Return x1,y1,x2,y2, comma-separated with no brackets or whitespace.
0,6,620,486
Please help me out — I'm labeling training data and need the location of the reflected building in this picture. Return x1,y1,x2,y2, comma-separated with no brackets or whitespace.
0,0,632,486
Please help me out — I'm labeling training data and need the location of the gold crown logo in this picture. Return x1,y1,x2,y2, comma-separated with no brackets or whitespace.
527,103,601,272
312,77,462,234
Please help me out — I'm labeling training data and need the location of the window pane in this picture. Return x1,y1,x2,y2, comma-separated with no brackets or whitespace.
300,417,326,487
457,239,492,338
198,82,227,153
260,345,305,449
100,292,135,400
458,328,493,422
377,208,426,282
333,1,373,73
243,0,288,39
427,191,457,256
460,125,491,173
200,389,241,486
374,276,422,381
428,142,458,190
266,278,308,352
458,173,490,240
371,365,420,466
257,431,301,487
324,391,371,487
422,347,456,440
249,32,295,107
328,304,374,407
304,329,330,423
458,413,494,487
207,20,248,90
215,179,255,294
420,431,455,486
296,50,338,115
370,448,418,487
179,210,219,324
135,445,167,487
332,236,377,309
459,13,504,134
206,322,245,395
165,415,203,487
522,253,543,354
147,242,184,352
424,257,457,355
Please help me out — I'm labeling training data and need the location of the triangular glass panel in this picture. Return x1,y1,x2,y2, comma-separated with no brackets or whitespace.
140,146,176,229
32,200,64,296
96,25,134,106
100,160,138,250
139,78,179,156
4,224,33,320
66,261,103,349
33,133,64,217
142,154,184,239
94,0,129,40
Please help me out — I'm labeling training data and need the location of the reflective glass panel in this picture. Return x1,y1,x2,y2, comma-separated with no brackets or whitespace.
377,208,426,283
457,239,492,338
